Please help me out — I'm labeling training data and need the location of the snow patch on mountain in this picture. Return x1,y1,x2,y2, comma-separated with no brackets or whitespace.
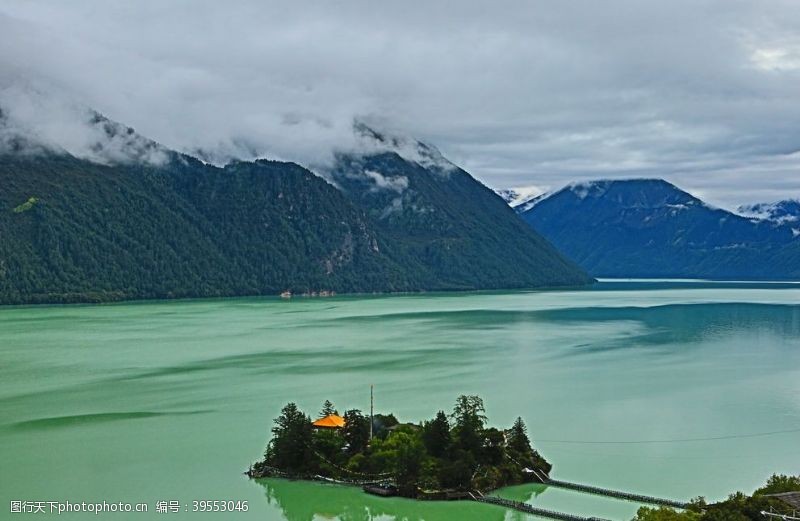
666,203,689,210
514,178,727,217
737,200,800,224
513,180,616,213
495,185,546,208
568,180,611,199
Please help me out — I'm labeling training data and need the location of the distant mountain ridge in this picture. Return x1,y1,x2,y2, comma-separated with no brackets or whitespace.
515,178,800,280
737,200,800,225
494,186,545,210
0,109,591,304
325,125,591,290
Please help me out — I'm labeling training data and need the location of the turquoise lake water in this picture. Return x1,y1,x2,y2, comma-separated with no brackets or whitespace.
1,281,799,520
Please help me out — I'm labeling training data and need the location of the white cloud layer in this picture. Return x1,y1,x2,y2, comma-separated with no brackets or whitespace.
0,82,169,165
1,1,800,207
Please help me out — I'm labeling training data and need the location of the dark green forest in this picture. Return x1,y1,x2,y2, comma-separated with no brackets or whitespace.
0,151,590,305
330,151,590,291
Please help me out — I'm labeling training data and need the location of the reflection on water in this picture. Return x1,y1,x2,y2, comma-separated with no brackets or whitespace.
540,303,800,349
256,477,653,521
257,478,547,521
331,302,800,354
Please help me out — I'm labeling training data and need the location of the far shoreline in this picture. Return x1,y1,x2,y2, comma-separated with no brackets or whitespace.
5,277,800,309
0,281,597,309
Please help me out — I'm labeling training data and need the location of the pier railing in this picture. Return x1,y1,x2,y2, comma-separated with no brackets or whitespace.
475,494,611,521
545,477,689,509
526,463,688,509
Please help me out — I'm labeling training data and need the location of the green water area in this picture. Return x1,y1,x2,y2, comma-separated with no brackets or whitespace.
2,281,799,520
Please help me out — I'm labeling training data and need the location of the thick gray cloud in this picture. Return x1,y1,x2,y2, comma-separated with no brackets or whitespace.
1,0,800,207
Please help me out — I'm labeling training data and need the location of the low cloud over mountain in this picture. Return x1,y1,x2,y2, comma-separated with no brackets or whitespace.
2,1,800,206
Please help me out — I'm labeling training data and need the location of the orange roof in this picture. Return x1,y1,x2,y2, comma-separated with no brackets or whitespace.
312,414,345,428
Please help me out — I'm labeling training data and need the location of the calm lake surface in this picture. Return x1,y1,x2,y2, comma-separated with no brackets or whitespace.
1,281,799,520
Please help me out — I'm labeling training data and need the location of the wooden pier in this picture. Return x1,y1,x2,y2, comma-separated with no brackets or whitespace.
527,468,689,509
473,492,611,521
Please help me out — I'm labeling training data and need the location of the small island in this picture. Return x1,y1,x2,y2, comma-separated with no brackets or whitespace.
247,395,552,498
247,396,800,520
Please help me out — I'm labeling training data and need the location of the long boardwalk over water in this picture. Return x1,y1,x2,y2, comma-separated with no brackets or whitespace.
473,493,611,521
528,469,689,509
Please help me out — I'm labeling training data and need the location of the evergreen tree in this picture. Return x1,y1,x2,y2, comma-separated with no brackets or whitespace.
450,395,486,454
422,410,451,458
482,427,505,465
266,403,313,473
319,400,337,417
451,395,487,427
508,416,533,455
508,416,551,473
342,409,370,455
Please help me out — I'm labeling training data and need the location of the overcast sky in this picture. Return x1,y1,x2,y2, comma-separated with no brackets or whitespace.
2,1,800,208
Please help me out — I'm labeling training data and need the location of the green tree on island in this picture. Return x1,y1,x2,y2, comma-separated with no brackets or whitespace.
254,403,797,508
319,400,337,417
422,411,451,458
507,416,552,473
342,409,370,455
251,394,553,497
451,394,487,454
508,417,531,454
388,431,426,496
264,403,314,473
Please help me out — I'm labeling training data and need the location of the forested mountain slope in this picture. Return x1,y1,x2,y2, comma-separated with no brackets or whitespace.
0,123,590,304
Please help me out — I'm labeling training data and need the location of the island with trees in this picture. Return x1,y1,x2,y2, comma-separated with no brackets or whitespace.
247,395,800,519
247,395,552,498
